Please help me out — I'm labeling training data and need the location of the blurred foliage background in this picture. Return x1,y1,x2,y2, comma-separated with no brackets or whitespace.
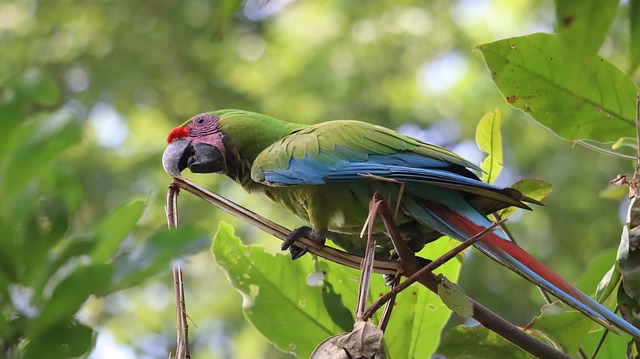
2,0,639,357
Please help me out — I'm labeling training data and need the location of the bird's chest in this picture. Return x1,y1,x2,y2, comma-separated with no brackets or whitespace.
260,181,406,233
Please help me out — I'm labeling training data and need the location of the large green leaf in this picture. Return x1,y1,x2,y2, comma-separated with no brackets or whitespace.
212,222,346,358
525,302,592,357
436,325,532,359
478,33,638,143
555,0,618,82
212,222,461,358
387,237,461,358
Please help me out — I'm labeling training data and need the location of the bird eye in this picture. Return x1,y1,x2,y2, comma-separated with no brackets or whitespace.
197,117,205,124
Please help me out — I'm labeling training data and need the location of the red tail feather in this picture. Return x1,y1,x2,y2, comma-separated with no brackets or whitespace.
429,202,585,302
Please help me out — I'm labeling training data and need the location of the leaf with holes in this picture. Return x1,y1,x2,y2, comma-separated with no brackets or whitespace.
212,222,347,358
479,33,638,143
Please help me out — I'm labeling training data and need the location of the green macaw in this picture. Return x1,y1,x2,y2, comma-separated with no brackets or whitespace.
162,109,640,340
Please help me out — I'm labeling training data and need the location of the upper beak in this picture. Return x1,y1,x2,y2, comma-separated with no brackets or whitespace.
162,139,225,176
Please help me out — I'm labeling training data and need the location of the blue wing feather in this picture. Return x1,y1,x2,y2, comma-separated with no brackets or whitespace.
260,146,497,192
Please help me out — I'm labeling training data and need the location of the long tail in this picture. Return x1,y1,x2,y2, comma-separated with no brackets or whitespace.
407,198,640,340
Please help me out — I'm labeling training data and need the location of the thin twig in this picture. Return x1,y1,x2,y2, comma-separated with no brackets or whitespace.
169,176,572,359
574,140,635,161
361,212,505,321
377,277,398,332
167,184,190,359
589,326,609,359
356,198,381,320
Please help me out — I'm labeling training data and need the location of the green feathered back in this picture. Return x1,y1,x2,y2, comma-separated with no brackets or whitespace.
252,120,479,182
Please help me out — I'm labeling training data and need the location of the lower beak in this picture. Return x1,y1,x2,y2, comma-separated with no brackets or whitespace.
162,139,225,176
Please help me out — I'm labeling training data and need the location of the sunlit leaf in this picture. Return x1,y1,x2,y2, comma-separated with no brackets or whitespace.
580,323,630,359
612,137,637,150
436,325,531,359
437,276,473,318
479,33,638,143
212,222,459,359
498,178,552,218
555,0,618,83
526,302,592,356
212,222,346,358
475,109,503,184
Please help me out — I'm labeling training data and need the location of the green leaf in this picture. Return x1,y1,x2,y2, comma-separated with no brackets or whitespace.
212,223,461,359
24,321,94,359
478,33,638,143
596,263,621,303
111,225,210,291
436,325,532,359
91,199,147,262
212,222,345,358
327,236,462,359
630,0,640,73
498,178,552,218
616,196,640,335
475,109,503,184
572,248,618,301
379,237,464,358
437,276,473,318
580,323,630,359
3,109,82,196
32,264,113,336
612,137,638,150
555,0,618,83
525,302,593,356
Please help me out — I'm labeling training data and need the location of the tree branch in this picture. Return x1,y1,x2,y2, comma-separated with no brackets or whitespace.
168,175,572,359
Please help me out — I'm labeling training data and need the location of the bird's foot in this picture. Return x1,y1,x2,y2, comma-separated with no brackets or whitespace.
382,255,432,286
282,226,326,260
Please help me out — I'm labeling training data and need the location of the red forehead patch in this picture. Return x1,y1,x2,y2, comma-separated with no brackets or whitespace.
167,126,189,144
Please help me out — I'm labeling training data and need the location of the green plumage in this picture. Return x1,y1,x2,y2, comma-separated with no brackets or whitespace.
208,110,531,254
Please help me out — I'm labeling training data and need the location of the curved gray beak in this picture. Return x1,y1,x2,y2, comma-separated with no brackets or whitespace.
162,139,226,176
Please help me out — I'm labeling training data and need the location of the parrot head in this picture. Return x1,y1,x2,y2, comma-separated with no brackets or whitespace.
162,113,227,175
